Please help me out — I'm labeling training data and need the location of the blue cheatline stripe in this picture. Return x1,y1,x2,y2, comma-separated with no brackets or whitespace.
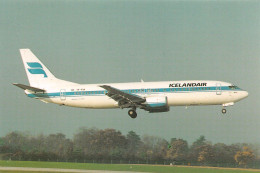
27,62,43,68
27,86,242,98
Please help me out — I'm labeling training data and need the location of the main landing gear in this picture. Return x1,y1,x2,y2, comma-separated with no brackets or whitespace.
128,109,137,119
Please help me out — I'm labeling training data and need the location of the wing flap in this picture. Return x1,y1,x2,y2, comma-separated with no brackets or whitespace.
13,83,45,92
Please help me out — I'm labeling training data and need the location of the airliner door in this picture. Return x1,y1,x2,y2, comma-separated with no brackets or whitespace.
146,88,151,95
141,88,145,95
60,89,66,101
216,83,222,95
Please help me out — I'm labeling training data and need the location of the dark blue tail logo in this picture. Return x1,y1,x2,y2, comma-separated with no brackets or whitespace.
27,62,47,78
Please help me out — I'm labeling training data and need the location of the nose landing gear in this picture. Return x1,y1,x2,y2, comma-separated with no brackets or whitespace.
128,109,137,119
222,108,227,114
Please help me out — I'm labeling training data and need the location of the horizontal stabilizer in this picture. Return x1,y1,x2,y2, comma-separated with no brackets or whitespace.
13,83,45,92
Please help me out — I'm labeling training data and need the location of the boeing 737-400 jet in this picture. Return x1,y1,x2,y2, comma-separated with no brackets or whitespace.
13,49,248,118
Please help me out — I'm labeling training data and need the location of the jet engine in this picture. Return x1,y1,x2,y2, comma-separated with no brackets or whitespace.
144,96,169,113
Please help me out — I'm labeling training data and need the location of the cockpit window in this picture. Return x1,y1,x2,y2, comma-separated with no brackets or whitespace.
229,85,239,90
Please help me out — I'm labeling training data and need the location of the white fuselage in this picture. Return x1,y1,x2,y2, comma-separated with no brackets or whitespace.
27,80,248,109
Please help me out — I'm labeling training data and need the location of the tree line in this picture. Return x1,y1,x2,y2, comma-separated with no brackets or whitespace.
0,128,259,168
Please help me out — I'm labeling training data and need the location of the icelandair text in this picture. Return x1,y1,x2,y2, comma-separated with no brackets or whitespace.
169,83,207,88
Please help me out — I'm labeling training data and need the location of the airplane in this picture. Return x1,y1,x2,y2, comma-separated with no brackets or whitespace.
13,49,248,118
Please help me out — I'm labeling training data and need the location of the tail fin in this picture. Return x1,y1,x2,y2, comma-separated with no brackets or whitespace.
20,49,77,88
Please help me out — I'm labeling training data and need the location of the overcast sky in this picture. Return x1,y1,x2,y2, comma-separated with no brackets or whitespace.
0,0,260,144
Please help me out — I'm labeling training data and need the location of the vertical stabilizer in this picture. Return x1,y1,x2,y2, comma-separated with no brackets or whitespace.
19,49,77,88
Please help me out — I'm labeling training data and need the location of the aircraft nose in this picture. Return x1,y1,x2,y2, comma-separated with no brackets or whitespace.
242,91,249,98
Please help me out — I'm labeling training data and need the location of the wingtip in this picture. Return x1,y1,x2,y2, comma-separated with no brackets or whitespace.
99,85,107,87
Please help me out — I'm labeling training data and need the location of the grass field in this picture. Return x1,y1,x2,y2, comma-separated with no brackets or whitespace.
0,160,259,173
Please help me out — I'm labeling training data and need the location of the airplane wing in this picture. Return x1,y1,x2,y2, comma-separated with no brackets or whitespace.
100,85,146,108
13,83,45,92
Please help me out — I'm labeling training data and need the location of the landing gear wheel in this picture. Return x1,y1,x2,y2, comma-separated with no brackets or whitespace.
128,109,137,119
222,108,227,114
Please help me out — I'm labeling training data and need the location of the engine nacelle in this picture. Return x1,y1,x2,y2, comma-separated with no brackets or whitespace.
145,96,169,113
